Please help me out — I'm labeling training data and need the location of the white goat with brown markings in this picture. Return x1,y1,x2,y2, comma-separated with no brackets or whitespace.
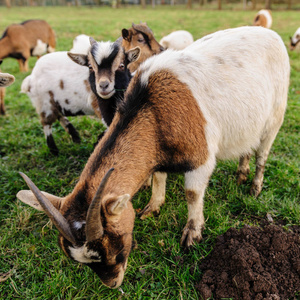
17,26,289,289
21,37,130,155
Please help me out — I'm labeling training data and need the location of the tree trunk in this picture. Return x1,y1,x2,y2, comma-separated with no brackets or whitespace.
141,0,146,9
252,0,256,10
151,0,155,8
243,0,246,10
187,0,192,9
265,0,271,9
218,0,221,10
287,0,292,9
5,0,11,7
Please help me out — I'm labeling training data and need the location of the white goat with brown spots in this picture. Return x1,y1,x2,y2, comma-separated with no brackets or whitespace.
17,26,289,289
0,19,56,72
21,37,130,155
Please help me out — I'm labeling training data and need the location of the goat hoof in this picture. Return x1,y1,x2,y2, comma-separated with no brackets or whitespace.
72,136,81,144
50,148,59,156
250,184,262,198
138,204,159,220
237,171,249,185
180,221,203,250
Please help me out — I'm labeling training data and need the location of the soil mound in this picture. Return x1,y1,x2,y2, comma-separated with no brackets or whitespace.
196,225,300,300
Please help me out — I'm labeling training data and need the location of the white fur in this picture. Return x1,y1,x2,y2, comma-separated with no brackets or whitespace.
21,51,93,117
32,39,47,56
139,26,289,243
69,244,101,263
93,41,115,65
70,34,91,54
256,9,272,28
159,30,194,50
73,221,86,230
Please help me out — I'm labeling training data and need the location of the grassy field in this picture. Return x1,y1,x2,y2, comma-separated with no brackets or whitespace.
0,6,299,299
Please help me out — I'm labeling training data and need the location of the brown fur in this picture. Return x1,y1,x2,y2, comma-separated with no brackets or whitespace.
122,23,164,73
0,87,5,115
0,20,56,72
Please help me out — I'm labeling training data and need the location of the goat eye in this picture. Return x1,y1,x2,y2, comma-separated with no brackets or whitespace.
118,63,125,71
138,38,145,43
88,64,93,71
116,252,125,263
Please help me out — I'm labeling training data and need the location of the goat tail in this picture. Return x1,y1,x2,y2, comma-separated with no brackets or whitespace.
20,76,31,94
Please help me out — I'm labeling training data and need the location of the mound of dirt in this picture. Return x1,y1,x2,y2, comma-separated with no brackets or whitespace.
196,224,300,300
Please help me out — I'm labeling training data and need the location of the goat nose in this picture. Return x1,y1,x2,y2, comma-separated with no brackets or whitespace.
99,80,109,90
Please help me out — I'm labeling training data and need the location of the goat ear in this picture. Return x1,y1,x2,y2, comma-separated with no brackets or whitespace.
17,190,63,211
67,52,88,67
122,29,129,40
0,73,15,87
89,37,97,46
106,194,131,215
126,47,141,63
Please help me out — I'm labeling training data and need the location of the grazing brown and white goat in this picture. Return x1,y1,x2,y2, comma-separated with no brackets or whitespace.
253,9,272,29
0,19,56,72
0,64,15,115
121,22,164,73
17,26,289,288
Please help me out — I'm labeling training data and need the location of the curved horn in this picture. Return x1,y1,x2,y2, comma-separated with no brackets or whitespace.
19,172,76,245
86,168,114,242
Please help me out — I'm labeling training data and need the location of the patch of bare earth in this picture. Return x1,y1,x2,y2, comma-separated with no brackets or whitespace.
196,225,300,300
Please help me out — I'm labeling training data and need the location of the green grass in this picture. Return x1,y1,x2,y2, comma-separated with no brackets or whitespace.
0,6,299,300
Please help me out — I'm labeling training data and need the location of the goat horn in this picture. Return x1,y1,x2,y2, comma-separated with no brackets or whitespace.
86,168,114,242
19,172,76,245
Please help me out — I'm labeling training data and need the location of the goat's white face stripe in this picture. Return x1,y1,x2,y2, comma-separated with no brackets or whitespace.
69,244,101,263
73,221,86,230
93,41,115,65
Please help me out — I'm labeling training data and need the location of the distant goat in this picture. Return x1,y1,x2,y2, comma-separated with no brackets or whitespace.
21,37,130,155
17,26,289,289
159,30,194,50
289,27,300,51
0,19,56,72
253,9,272,28
122,22,164,73
70,34,90,54
0,67,14,114
0,60,15,115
